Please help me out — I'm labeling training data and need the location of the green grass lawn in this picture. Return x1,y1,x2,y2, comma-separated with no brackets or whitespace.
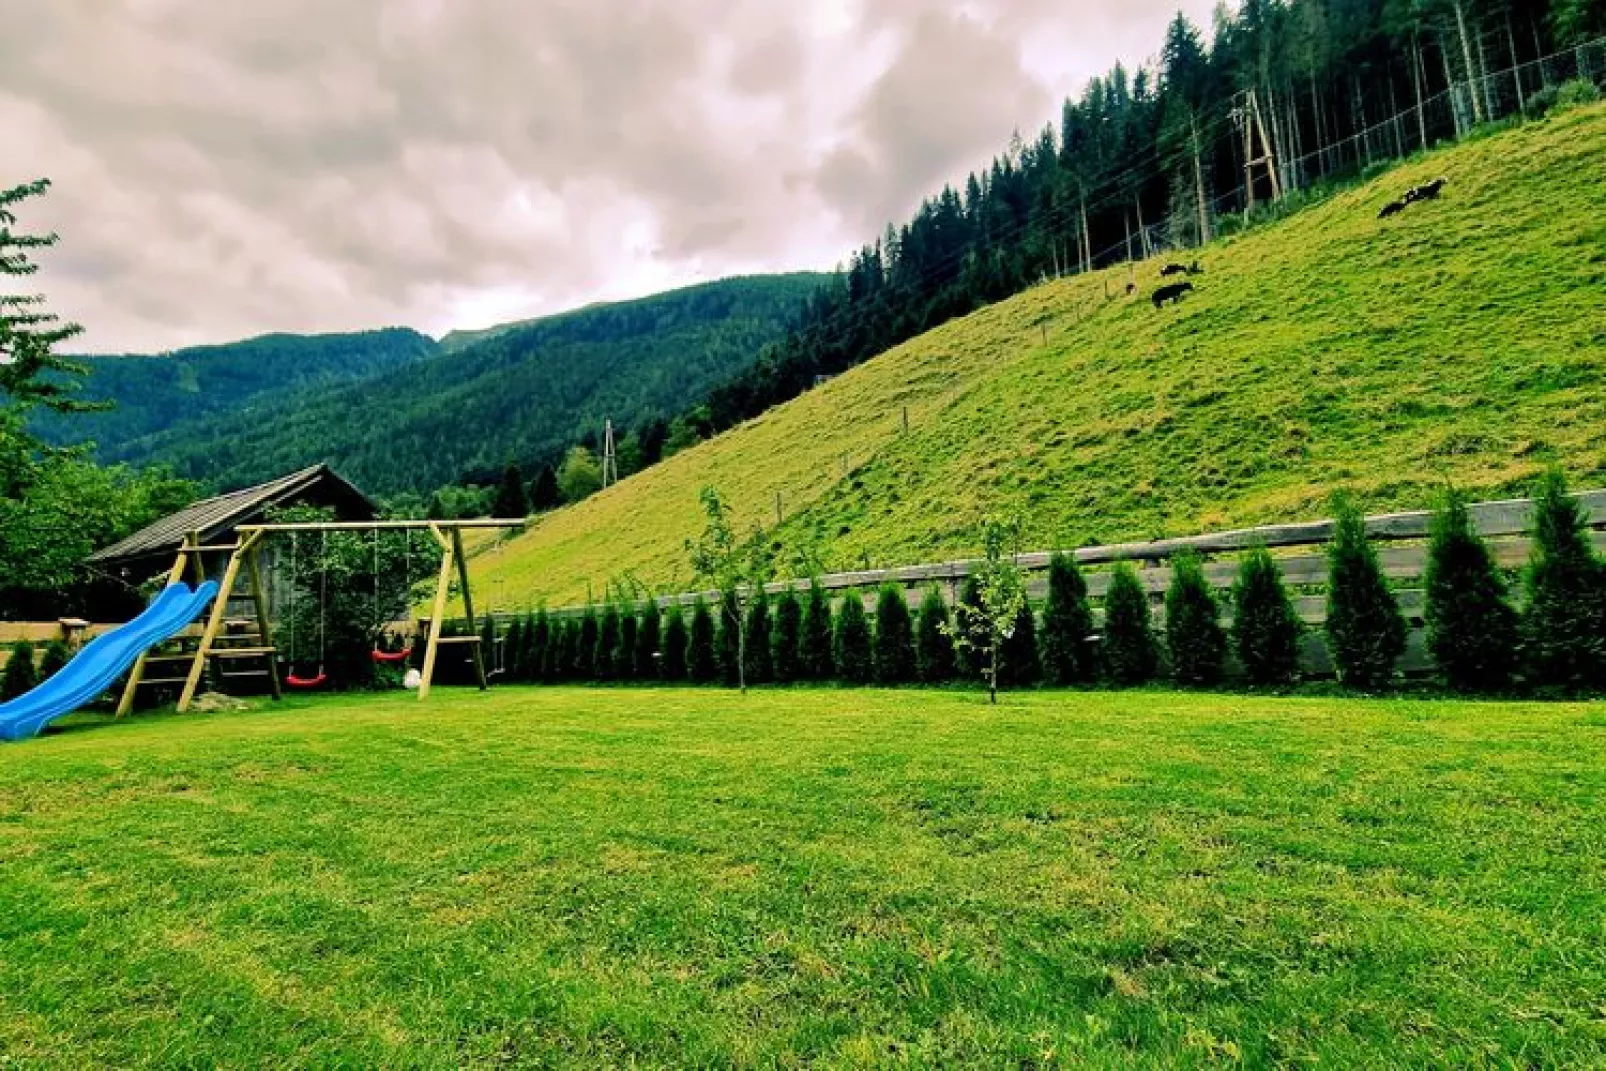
4,687,1606,1066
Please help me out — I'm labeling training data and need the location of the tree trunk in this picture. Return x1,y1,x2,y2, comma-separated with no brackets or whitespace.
1311,73,1328,178
1454,1,1487,124
1441,32,1468,137
1412,34,1429,151
1190,118,1212,246
1080,193,1092,273
1532,16,1550,89
1389,76,1405,160
1507,13,1524,108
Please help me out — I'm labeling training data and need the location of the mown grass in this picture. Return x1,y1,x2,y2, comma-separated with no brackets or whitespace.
471,105,1606,607
4,687,1606,1066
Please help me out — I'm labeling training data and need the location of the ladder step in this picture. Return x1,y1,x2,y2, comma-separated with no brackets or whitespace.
208,647,277,657
436,636,482,645
218,670,272,680
142,654,197,665
138,677,193,687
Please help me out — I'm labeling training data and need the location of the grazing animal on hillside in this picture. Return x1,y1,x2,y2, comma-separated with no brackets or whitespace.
1405,176,1448,203
1152,281,1194,308
1126,281,1136,295
1159,261,1200,277
1378,199,1408,219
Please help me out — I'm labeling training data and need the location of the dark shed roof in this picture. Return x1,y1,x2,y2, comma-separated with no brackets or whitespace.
89,464,376,566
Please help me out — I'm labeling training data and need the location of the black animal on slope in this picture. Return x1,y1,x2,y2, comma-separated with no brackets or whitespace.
1159,261,1201,277
1378,199,1408,219
1405,176,1448,203
1152,281,1194,308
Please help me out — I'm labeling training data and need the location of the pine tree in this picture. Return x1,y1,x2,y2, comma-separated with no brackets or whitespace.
575,606,600,681
1040,553,1096,685
1,641,38,701
493,461,529,518
743,591,774,685
1165,550,1226,686
1102,563,1157,685
1231,547,1303,686
717,589,742,687
37,640,69,681
595,603,621,682
688,597,718,684
1424,490,1518,692
772,588,802,684
873,584,917,684
915,587,957,683
1522,470,1605,691
635,601,661,679
661,604,689,682
834,594,874,684
800,581,835,680
1325,496,1407,690
529,466,561,512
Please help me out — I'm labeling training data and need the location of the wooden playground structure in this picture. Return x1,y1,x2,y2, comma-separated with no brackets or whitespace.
116,519,524,715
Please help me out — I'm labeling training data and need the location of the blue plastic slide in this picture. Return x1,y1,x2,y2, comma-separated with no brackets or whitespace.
0,581,219,742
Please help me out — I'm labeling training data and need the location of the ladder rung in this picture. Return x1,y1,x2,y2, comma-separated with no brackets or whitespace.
208,647,277,657
218,670,272,680
139,677,192,687
142,654,197,665
435,636,482,645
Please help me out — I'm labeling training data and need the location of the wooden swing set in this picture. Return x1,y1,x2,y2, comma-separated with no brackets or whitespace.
116,519,523,716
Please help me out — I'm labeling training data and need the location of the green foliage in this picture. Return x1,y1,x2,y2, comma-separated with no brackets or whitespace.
915,587,957,684
1424,491,1518,693
688,597,718,684
37,639,69,681
635,602,661,680
1165,550,1226,686
493,462,529,519
1103,563,1158,686
1325,496,1407,690
617,606,638,681
952,577,987,680
1522,470,1605,691
833,594,873,685
1039,553,1095,685
551,619,576,683
771,588,802,684
595,604,621,682
742,592,773,685
872,585,916,684
945,519,1028,703
504,616,526,681
1,180,89,416
717,589,742,687
687,486,773,692
799,581,834,681
558,447,603,504
1231,547,1303,687
1,641,38,700
575,606,599,681
529,466,560,512
999,604,1040,688
661,605,689,682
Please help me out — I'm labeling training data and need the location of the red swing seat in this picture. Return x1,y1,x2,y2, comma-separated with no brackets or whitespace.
285,669,328,689
371,647,413,664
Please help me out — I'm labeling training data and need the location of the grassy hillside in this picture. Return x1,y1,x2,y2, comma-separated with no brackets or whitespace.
476,106,1606,607
129,274,819,495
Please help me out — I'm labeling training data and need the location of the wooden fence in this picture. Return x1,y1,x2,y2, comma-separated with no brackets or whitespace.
516,489,1606,678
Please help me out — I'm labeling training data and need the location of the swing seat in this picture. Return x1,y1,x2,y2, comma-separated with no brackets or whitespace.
371,647,413,664
285,671,328,689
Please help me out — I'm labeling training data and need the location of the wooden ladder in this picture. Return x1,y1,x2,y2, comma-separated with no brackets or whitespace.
173,530,282,714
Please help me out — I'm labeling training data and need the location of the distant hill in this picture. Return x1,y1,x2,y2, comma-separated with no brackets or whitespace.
31,328,438,458
87,273,819,495
470,106,1606,605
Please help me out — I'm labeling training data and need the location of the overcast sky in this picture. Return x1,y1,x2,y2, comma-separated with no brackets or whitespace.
3,0,1223,353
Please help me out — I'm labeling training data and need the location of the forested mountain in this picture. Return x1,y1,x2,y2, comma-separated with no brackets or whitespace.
31,328,438,458
107,274,818,495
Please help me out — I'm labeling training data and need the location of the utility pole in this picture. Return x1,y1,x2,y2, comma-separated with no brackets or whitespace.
601,418,618,488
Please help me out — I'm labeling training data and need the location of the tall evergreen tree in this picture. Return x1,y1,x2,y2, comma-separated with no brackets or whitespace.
1164,550,1226,686
504,615,526,681
999,603,1040,687
1103,564,1158,685
635,601,662,679
688,596,719,684
617,605,638,681
834,593,874,684
1231,547,1303,686
595,603,621,682
800,581,835,680
662,604,690,682
551,618,575,683
743,591,774,685
492,461,530,518
1040,552,1096,685
1424,490,1518,692
953,576,990,680
1522,470,1605,691
1325,496,1407,690
1,181,91,415
575,606,600,681
529,466,561,512
772,588,803,684
717,588,742,687
873,584,917,684
915,587,957,683
530,610,551,683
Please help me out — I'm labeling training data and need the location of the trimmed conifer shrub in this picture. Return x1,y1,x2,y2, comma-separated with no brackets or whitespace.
999,603,1039,687
1325,495,1406,690
2,641,38,701
800,581,834,681
595,603,621,682
1102,563,1157,685
1231,547,1302,686
1425,490,1518,692
833,593,873,684
504,616,526,681
873,584,916,684
1165,550,1226,686
575,606,600,681
38,640,70,681
1522,470,1605,691
717,589,742,687
743,591,774,685
1040,552,1096,685
954,576,988,679
556,618,579,682
480,617,499,678
772,588,802,684
915,587,957,683
617,607,638,681
529,611,550,683
688,597,718,684
635,602,661,680
661,604,689,682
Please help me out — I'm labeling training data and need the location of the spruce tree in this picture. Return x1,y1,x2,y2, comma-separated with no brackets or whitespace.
688,597,718,683
37,640,69,681
743,591,774,685
873,584,917,684
954,576,989,679
1522,470,1605,691
2,641,38,701
504,615,526,681
800,581,835,680
551,619,575,682
480,616,499,677
915,587,957,683
635,601,661,680
1102,564,1157,685
1000,603,1040,687
1325,496,1406,690
530,611,551,683
834,593,874,684
1424,490,1518,692
1231,547,1303,686
717,589,742,687
1040,552,1096,685
493,461,530,518
617,606,638,681
1164,550,1226,686
772,588,802,684
575,606,600,681
595,603,621,682
529,466,560,512
661,604,689,682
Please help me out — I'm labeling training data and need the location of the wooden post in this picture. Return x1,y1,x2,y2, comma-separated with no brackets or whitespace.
244,542,282,703
117,530,200,717
453,527,488,691
418,523,455,701
178,531,259,714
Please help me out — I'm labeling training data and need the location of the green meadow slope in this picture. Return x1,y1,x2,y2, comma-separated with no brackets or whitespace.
480,106,1606,606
